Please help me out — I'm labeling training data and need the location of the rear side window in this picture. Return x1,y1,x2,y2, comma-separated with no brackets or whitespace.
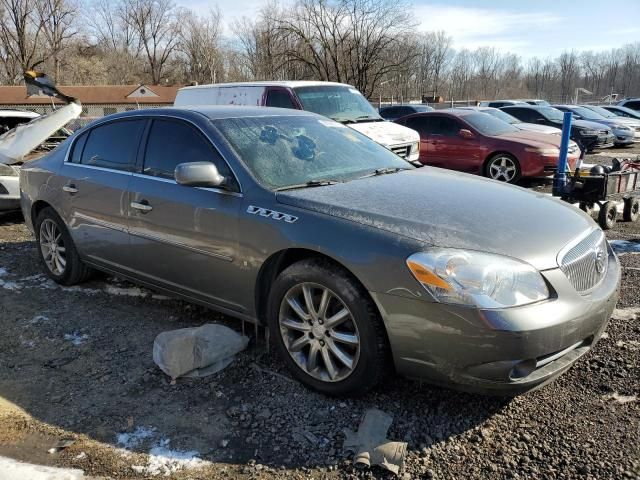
404,116,432,136
80,120,146,171
69,131,88,164
624,101,640,110
142,119,237,190
506,108,534,122
431,117,461,136
265,90,296,109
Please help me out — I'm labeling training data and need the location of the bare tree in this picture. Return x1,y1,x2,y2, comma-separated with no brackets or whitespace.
0,0,46,83
124,0,179,84
36,0,77,80
177,7,222,84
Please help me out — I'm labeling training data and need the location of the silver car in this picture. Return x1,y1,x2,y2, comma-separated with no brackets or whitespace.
20,107,620,396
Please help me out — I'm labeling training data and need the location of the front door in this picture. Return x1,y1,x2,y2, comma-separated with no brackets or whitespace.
59,118,147,270
427,116,481,172
127,118,244,311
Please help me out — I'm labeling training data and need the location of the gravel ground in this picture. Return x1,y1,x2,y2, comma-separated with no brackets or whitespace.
0,147,638,480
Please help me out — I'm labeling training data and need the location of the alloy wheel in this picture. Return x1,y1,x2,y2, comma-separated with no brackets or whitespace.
39,218,66,276
488,156,517,182
278,282,360,382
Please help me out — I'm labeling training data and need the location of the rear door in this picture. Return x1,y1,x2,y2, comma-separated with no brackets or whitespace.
60,118,147,270
402,116,434,164
127,117,245,311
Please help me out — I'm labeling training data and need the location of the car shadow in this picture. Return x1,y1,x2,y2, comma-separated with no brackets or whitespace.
0,238,509,475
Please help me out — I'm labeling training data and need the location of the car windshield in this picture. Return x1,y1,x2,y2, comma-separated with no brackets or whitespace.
484,109,520,124
293,85,381,123
463,112,519,136
212,115,412,190
570,106,605,120
539,107,564,122
586,106,617,118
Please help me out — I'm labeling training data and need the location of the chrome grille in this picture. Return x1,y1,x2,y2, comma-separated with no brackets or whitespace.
559,229,608,294
391,145,410,158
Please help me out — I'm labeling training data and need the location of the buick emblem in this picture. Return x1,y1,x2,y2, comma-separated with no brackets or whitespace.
594,247,606,274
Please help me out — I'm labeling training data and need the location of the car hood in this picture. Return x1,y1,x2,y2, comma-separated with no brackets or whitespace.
571,119,611,131
348,120,419,146
516,123,561,135
277,168,595,270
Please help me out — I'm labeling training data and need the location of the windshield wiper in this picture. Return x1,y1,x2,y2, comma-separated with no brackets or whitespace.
359,167,406,178
275,179,340,191
353,115,384,123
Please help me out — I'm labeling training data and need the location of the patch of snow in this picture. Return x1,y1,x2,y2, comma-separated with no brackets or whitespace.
104,285,148,298
63,333,89,346
600,332,609,339
29,315,50,325
604,392,638,404
73,452,86,460
0,278,21,290
0,455,84,479
116,426,156,450
132,438,206,477
0,267,7,277
612,307,640,321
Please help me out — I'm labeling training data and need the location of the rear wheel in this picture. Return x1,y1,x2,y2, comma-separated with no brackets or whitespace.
623,197,639,222
598,201,617,230
267,259,389,396
35,207,93,285
485,154,521,183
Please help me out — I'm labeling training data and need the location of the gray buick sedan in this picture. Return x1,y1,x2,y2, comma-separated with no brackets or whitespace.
20,106,620,396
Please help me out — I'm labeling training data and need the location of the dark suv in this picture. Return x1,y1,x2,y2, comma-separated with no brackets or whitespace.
379,104,434,121
501,105,614,152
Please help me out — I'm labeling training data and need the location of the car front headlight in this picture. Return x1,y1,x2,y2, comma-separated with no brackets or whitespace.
613,124,632,132
0,163,18,177
410,141,419,154
406,249,549,309
524,147,560,156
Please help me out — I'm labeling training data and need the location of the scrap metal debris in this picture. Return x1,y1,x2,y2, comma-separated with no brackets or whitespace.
153,324,248,381
343,408,407,475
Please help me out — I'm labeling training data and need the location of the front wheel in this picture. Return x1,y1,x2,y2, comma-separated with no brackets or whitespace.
267,259,389,396
485,154,521,183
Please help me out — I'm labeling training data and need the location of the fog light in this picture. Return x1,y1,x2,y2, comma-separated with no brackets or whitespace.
509,359,536,380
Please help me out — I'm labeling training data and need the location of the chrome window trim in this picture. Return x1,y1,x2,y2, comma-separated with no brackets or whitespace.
65,162,134,176
63,112,244,193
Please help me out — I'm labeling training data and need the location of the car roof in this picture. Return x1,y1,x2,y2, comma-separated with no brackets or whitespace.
0,109,40,118
428,109,476,117
94,105,317,122
502,104,543,110
455,106,496,111
178,80,354,92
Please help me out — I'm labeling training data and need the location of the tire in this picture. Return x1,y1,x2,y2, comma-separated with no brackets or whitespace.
267,258,390,397
598,201,617,230
484,153,521,183
623,197,639,222
35,206,93,285
579,202,594,216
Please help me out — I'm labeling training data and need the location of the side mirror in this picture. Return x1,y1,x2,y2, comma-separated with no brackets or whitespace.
459,128,475,139
175,162,225,188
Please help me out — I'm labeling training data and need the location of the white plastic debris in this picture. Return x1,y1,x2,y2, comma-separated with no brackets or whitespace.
153,324,248,381
343,409,407,475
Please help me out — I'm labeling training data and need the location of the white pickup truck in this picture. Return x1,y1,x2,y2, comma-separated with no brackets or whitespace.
174,81,421,162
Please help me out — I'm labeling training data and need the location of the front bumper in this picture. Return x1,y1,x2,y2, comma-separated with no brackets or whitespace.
0,175,20,211
373,248,620,395
613,133,635,145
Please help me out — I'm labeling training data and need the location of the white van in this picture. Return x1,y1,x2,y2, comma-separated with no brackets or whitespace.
174,81,420,162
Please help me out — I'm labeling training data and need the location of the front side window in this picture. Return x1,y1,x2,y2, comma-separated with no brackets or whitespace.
293,85,381,123
143,119,236,189
431,116,463,136
80,119,146,171
213,115,412,190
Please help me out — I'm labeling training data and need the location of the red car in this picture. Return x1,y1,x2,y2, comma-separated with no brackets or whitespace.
395,109,579,183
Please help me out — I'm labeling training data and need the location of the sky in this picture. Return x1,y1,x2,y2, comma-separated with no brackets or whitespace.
184,0,640,58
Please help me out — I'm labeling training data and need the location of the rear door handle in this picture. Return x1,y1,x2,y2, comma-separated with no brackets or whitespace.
62,184,78,194
131,200,153,213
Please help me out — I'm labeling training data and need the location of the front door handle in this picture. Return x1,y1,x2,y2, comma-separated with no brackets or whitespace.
62,184,78,194
131,200,153,213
